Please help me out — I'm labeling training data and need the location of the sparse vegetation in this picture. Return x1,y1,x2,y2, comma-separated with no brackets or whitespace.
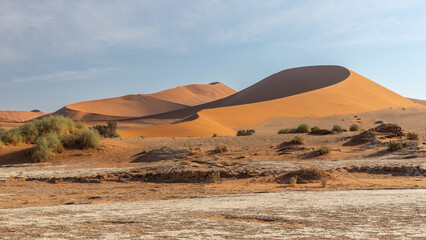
278,128,297,134
321,179,328,188
407,132,419,140
290,136,304,145
317,146,332,155
375,120,384,124
0,115,101,162
332,125,343,132
207,171,221,182
388,140,410,151
311,126,321,131
140,136,146,139
289,176,297,187
350,124,363,132
214,145,229,153
92,121,120,138
285,167,331,183
212,133,218,137
236,129,255,136
296,124,311,133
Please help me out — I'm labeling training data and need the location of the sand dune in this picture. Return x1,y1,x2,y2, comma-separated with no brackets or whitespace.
118,66,423,137
0,111,47,123
57,83,236,121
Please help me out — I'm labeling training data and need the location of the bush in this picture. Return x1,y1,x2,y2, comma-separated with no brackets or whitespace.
236,129,255,136
207,171,221,182
92,121,119,138
317,146,332,155
278,128,297,134
407,132,419,140
388,140,410,151
19,122,39,144
296,124,311,133
375,120,384,124
285,167,330,183
0,140,4,149
350,124,362,132
32,132,63,162
212,133,218,137
311,126,321,131
62,129,101,149
332,125,343,132
290,136,304,145
214,145,228,153
1,128,22,145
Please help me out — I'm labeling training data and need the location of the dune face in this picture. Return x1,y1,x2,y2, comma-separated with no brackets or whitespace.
0,111,47,123
118,65,423,137
58,83,236,121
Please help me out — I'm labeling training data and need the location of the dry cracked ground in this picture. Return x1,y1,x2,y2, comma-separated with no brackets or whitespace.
0,189,425,239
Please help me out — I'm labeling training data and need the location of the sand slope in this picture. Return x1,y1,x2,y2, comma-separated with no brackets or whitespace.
119,66,423,137
57,83,236,121
0,111,47,123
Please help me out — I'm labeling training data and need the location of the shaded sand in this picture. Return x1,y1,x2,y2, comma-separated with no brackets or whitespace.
0,111,47,123
119,66,423,137
57,83,236,121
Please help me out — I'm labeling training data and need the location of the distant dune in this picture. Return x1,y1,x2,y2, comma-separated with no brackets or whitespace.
119,65,423,137
0,111,47,123
56,83,236,121
409,98,426,106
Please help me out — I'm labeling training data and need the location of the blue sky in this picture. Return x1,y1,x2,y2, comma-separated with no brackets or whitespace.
1,0,426,112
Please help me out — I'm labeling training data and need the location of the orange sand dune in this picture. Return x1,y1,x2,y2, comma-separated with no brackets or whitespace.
119,66,423,137
0,111,47,123
57,83,236,121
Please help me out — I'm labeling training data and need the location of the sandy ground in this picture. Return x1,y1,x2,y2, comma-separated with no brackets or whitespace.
0,189,424,239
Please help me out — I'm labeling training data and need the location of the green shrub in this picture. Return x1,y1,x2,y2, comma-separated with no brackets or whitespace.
350,124,362,132
207,171,221,182
1,128,22,145
407,132,419,141
212,133,218,137
311,126,321,131
388,140,410,151
214,145,228,153
278,128,297,134
296,124,310,133
290,136,304,145
285,167,330,182
317,146,332,155
0,140,4,149
332,125,343,132
32,132,63,162
236,129,255,136
92,121,119,138
375,120,384,124
63,129,101,149
19,122,39,144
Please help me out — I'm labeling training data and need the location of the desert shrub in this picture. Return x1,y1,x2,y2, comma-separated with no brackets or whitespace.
290,136,304,145
296,124,311,133
1,128,22,145
350,124,362,132
407,132,419,140
212,133,218,137
278,128,297,134
289,177,297,187
19,122,39,144
332,125,343,132
236,129,255,136
33,115,77,137
317,146,332,155
140,136,146,139
32,132,63,162
0,140,4,149
92,121,119,138
321,179,328,188
207,171,221,182
388,140,410,151
375,120,384,124
311,126,321,131
285,167,330,183
62,129,101,149
214,145,228,153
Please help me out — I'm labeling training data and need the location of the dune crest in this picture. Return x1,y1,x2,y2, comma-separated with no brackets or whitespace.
57,83,236,121
119,66,423,137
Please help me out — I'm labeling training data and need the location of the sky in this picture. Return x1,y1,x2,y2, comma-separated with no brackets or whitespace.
1,0,426,112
